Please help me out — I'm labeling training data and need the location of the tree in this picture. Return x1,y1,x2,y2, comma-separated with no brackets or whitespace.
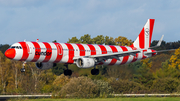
106,64,134,80
114,36,133,46
52,63,66,76
80,34,93,44
133,59,154,88
52,40,57,43
151,53,171,72
0,51,15,94
0,44,10,53
39,69,56,93
58,76,98,98
109,78,146,94
151,77,180,93
104,36,116,45
52,74,71,92
67,37,81,43
92,35,105,44
169,48,180,69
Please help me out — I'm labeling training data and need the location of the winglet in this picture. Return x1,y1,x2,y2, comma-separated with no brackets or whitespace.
149,35,164,49
156,35,164,47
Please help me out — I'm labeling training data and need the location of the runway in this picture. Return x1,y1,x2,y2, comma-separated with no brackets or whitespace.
0,95,51,101
0,94,180,100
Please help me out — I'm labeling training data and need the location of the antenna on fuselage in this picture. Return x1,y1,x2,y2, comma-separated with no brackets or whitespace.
36,39,39,42
24,39,26,42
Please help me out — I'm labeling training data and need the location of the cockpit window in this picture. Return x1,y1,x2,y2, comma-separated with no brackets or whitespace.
11,46,16,48
10,46,22,49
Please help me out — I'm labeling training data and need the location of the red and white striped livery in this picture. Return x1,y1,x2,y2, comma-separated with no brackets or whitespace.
4,19,163,76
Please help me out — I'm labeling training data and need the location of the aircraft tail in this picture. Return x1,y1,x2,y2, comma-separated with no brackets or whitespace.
130,19,155,49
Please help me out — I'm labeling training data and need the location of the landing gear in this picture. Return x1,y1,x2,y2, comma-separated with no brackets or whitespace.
64,69,72,76
64,64,72,76
91,69,99,75
21,62,26,72
91,65,99,75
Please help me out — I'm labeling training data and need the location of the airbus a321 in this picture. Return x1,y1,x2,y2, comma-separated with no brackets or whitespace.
4,19,173,76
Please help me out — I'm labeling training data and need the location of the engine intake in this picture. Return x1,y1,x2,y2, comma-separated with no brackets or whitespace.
76,57,95,68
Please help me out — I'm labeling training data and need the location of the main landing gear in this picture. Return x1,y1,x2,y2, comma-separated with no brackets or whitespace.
21,62,26,72
64,64,72,76
91,65,99,75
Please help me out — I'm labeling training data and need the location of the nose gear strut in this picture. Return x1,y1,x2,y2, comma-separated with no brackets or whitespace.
21,61,26,72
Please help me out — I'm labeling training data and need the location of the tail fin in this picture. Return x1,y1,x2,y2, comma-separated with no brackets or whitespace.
130,19,155,49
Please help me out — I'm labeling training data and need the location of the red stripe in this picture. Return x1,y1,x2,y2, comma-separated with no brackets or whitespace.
31,42,41,62
76,44,85,56
98,45,107,54
42,42,52,62
120,46,129,65
139,28,145,48
149,19,155,47
54,43,63,63
142,50,147,59
131,47,138,63
65,43,74,64
98,45,107,65
109,45,118,65
130,44,134,48
19,42,29,61
87,44,96,55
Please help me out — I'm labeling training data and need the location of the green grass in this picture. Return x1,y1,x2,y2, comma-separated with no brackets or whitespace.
8,97,180,101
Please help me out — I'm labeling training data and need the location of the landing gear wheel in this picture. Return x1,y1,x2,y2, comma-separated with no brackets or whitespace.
21,61,26,73
63,64,72,76
21,68,25,72
64,69,72,76
91,69,99,75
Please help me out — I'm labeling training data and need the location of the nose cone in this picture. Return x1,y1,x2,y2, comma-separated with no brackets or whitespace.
5,49,16,59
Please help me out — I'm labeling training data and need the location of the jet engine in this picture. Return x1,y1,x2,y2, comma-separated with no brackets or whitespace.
36,62,56,70
76,57,95,68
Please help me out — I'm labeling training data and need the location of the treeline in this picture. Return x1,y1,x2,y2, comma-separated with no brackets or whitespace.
0,34,180,98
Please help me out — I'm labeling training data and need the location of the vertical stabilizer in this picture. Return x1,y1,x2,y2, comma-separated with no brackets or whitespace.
130,19,155,49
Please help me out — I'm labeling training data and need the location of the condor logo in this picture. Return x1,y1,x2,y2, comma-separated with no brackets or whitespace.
35,51,52,56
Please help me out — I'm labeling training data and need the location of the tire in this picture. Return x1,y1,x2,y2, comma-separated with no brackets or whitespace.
64,69,72,76
91,69,99,75
21,68,25,72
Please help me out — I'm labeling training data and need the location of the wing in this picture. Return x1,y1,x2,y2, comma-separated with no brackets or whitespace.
73,49,145,63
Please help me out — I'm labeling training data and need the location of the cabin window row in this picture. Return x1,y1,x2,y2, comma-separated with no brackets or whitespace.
63,49,118,53
33,47,57,50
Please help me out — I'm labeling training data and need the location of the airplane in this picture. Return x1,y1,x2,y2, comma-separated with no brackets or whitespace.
4,19,174,76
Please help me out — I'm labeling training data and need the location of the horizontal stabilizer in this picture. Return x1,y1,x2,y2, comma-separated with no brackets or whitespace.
144,49,175,55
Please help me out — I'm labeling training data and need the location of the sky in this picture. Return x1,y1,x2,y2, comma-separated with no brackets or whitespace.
0,0,180,45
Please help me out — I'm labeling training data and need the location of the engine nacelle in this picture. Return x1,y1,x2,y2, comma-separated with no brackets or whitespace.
35,62,56,70
76,57,95,68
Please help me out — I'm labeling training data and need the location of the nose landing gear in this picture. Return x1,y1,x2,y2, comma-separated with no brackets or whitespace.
21,62,26,72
